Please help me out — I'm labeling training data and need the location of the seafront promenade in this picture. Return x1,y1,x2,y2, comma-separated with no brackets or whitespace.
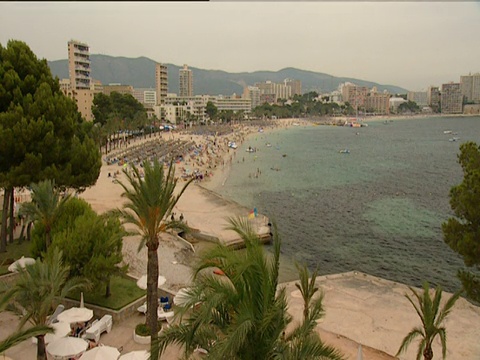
2,271,479,359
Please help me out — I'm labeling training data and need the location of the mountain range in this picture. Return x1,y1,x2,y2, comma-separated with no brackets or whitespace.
47,54,408,96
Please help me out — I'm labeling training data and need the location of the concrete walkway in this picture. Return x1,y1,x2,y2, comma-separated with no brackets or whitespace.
2,271,479,360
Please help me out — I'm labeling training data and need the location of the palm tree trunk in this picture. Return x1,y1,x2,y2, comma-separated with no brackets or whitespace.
0,188,10,252
423,346,433,360
147,241,160,360
26,221,33,242
36,334,47,360
8,187,15,244
18,223,26,243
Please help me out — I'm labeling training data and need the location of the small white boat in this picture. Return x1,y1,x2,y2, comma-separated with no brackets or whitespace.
228,141,238,149
339,149,350,154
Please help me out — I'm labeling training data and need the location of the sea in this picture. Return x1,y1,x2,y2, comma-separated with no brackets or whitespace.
207,116,480,292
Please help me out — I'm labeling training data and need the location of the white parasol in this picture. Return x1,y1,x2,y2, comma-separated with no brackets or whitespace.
32,321,72,344
136,275,166,290
79,345,120,360
119,350,150,360
46,336,88,359
57,307,94,324
173,287,192,306
8,256,35,272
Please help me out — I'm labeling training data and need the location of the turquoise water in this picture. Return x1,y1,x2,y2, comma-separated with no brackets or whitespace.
209,116,480,292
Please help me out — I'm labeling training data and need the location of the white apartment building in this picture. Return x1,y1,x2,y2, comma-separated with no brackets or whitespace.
179,64,193,97
67,39,93,121
407,91,428,107
155,63,168,105
243,86,261,109
460,73,480,103
215,95,251,113
441,82,463,114
133,88,157,106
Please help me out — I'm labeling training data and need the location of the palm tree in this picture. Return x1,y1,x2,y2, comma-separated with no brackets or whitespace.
396,281,462,360
157,217,344,360
20,179,71,251
115,159,193,360
295,263,322,323
0,247,88,360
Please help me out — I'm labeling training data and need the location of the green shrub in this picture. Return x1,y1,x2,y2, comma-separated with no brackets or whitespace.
135,321,163,336
135,323,150,336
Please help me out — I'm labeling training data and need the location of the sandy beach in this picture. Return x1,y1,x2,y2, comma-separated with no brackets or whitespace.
2,118,480,359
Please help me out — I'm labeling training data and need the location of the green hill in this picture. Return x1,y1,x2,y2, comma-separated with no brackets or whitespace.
48,54,408,95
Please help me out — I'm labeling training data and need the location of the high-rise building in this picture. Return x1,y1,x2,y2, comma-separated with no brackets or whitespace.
407,91,428,107
284,79,302,96
67,39,93,121
155,63,168,105
366,89,391,115
427,86,440,112
341,83,369,109
441,82,463,114
243,86,261,109
68,40,90,90
179,64,193,97
460,73,480,104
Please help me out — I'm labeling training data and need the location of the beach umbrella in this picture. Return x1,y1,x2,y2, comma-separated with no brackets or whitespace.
119,350,150,360
46,336,88,360
8,256,35,272
57,307,93,324
79,345,120,360
136,274,166,290
33,321,72,344
173,287,193,306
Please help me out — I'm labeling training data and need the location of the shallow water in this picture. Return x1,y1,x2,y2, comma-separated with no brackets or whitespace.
209,116,480,292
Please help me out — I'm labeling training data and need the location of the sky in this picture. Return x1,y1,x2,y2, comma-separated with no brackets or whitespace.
1,1,480,91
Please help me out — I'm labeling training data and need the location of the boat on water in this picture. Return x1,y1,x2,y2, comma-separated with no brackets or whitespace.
266,142,272,147
228,141,238,149
449,137,460,142
444,130,453,134
246,146,256,153
339,149,350,154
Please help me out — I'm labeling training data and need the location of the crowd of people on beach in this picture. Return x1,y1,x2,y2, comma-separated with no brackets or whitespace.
102,120,288,185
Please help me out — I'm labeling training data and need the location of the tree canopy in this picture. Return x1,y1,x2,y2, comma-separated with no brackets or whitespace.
92,91,147,127
442,141,480,303
0,40,101,190
0,39,101,252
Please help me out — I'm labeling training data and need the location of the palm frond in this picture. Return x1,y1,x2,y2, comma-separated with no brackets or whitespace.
396,327,423,357
0,325,53,353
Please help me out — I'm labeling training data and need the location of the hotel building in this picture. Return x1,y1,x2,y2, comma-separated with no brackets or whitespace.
179,64,193,97
441,82,463,114
155,63,168,105
67,39,94,121
460,73,480,104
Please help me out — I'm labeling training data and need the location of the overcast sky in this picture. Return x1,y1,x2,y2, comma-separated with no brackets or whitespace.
1,1,479,91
